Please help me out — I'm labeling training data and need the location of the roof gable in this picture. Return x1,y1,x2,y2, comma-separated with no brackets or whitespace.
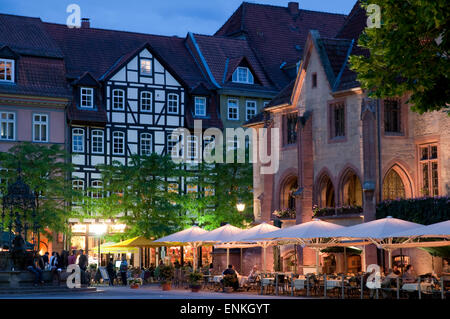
215,2,347,89
72,71,100,87
0,45,19,59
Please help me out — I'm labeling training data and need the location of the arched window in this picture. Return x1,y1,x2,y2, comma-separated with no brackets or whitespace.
383,169,406,200
341,170,362,206
280,176,298,211
318,175,335,208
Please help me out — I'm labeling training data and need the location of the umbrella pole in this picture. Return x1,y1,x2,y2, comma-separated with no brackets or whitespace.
388,249,392,270
240,248,243,273
315,249,320,275
344,247,347,274
263,246,267,273
226,248,230,267
193,244,197,272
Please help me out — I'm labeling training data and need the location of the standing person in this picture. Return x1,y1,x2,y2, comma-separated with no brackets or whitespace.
106,258,116,286
78,249,88,285
119,256,128,286
60,250,69,269
68,250,77,265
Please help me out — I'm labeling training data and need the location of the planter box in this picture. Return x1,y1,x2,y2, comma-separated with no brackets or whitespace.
161,282,171,291
0,271,53,288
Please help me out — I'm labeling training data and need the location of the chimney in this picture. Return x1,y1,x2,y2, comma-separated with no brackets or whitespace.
81,18,90,28
288,2,299,15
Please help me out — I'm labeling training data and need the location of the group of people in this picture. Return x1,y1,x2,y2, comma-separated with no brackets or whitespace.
27,249,90,286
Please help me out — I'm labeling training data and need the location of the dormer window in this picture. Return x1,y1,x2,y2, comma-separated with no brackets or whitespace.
194,97,206,116
232,67,254,84
140,59,152,75
80,87,94,108
0,58,14,83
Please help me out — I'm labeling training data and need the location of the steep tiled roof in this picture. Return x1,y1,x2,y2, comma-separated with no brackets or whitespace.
0,14,70,98
0,14,63,58
43,23,207,89
215,2,347,90
265,79,296,108
333,1,368,91
190,34,278,94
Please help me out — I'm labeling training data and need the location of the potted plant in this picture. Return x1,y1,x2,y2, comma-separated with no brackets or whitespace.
223,274,237,293
189,272,203,292
159,264,174,291
129,278,140,289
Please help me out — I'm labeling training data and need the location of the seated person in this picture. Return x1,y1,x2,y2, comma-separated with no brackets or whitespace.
392,265,401,276
222,264,239,290
402,265,417,284
441,258,450,289
247,265,259,283
27,257,44,287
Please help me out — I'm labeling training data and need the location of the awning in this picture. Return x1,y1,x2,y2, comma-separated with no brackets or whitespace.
110,236,156,247
91,242,138,254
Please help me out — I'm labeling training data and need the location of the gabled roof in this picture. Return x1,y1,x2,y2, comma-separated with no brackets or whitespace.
265,79,296,109
43,22,208,90
187,33,277,94
215,2,347,90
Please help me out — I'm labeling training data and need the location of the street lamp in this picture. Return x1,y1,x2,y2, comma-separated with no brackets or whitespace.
236,202,245,212
91,224,107,268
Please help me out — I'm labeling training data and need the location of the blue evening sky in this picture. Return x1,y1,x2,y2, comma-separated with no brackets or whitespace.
1,0,357,36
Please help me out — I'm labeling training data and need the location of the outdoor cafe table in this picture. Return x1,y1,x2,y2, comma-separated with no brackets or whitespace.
213,275,248,286
402,282,434,293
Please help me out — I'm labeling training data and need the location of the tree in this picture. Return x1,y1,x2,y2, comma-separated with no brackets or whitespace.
93,153,187,239
177,151,254,230
349,0,449,113
0,142,76,238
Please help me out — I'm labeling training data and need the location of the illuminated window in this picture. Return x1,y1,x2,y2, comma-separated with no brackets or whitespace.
0,58,14,82
140,91,152,112
382,170,405,200
187,184,198,193
419,144,439,196
140,59,152,75
80,87,94,108
112,89,125,110
204,185,215,196
0,112,15,141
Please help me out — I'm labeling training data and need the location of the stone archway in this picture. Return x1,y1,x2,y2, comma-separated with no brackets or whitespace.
280,175,298,210
339,169,363,206
317,174,336,208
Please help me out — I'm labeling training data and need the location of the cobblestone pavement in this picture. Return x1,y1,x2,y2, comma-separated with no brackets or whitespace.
0,285,309,299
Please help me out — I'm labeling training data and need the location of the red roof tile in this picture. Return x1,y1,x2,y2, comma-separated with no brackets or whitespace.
215,2,347,89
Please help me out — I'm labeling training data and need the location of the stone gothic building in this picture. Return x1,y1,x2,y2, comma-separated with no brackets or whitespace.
245,3,450,275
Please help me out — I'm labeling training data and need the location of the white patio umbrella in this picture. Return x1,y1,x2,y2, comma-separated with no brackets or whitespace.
153,226,209,271
214,222,280,272
247,219,345,274
198,224,245,267
390,220,450,238
327,216,423,269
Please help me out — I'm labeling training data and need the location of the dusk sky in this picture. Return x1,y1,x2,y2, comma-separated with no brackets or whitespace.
1,0,357,36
